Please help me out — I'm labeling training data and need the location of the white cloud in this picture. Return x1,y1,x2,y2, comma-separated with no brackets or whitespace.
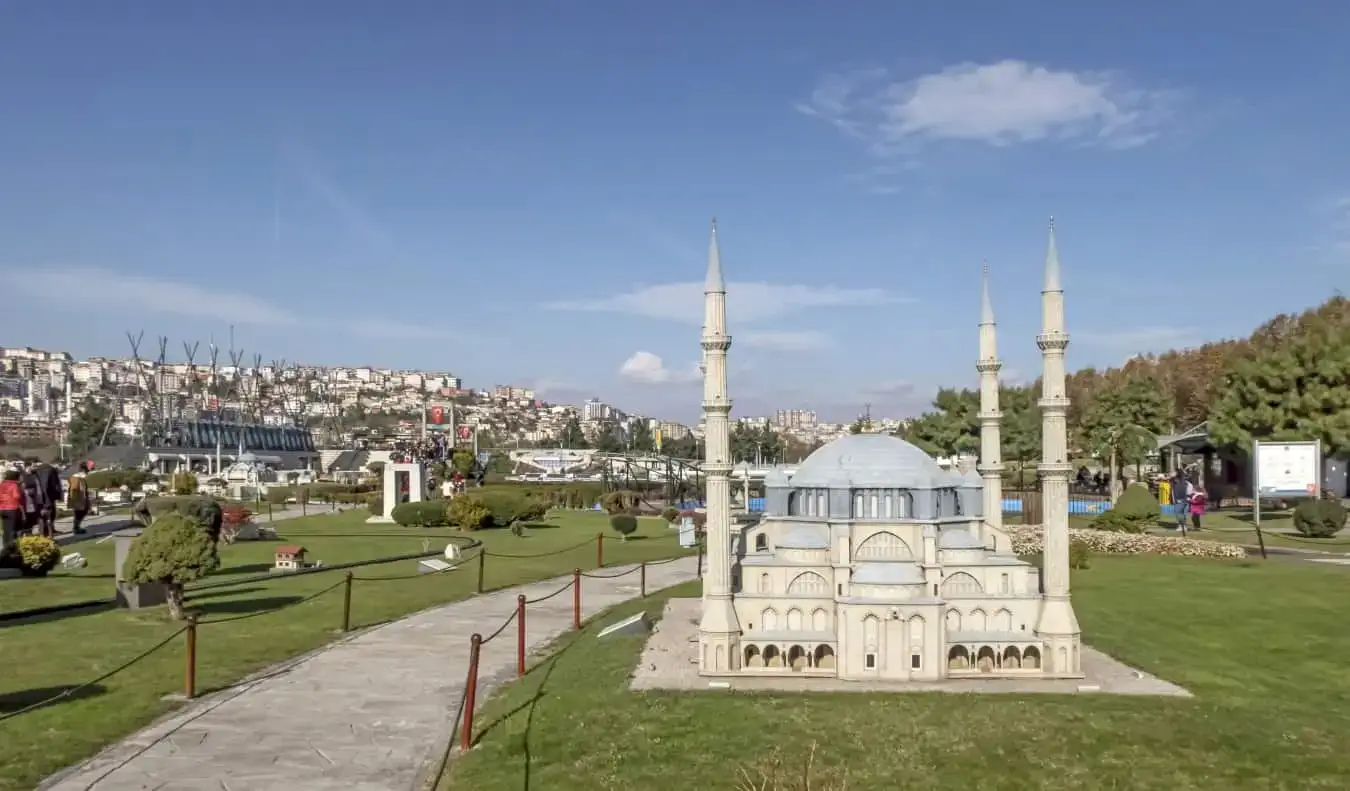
1077,326,1197,351
547,281,902,324
740,330,829,352
799,60,1179,153
13,267,432,339
618,351,700,386
18,267,301,326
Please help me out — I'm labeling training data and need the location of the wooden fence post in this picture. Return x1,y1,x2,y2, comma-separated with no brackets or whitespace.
572,568,582,630
184,615,198,700
460,634,482,751
516,594,527,677
476,549,486,593
640,561,647,598
596,533,605,568
341,572,353,632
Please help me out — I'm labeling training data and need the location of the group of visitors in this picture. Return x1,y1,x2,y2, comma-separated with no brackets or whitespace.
390,434,453,465
1073,467,1113,495
1161,468,1206,532
0,460,94,553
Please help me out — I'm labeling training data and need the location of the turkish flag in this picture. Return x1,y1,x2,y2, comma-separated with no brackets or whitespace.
429,405,446,425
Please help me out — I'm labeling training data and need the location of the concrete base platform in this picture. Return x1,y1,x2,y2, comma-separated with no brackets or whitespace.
630,597,1190,697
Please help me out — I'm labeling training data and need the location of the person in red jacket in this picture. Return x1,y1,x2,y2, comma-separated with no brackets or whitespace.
0,469,27,555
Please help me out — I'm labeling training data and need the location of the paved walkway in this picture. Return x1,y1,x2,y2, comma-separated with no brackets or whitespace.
39,556,700,791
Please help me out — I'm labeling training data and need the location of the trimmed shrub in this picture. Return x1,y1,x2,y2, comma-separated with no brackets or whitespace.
1092,509,1148,534
170,471,199,496
610,514,639,541
365,492,383,513
1113,483,1161,522
85,468,156,490
1293,498,1347,538
15,536,61,576
133,496,222,542
661,506,680,523
1068,539,1091,570
125,513,220,619
391,500,449,527
447,496,492,530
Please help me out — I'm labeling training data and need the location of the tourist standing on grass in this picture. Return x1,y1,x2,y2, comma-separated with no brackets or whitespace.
19,462,43,535
29,460,64,538
0,469,26,553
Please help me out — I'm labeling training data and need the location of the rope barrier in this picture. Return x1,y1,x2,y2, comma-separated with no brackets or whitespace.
0,625,188,722
523,579,575,605
484,537,595,559
201,578,348,625
580,565,641,580
350,548,481,582
478,611,517,645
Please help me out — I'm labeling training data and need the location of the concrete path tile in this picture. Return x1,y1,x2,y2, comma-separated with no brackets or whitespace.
39,557,699,791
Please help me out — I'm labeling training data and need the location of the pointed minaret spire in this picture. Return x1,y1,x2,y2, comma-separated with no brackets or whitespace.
705,218,725,294
697,217,742,674
1034,216,1082,678
1043,216,1061,294
976,263,1004,535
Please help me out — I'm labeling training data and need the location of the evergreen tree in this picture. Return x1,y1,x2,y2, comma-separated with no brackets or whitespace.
628,420,655,452
558,416,588,449
66,401,113,453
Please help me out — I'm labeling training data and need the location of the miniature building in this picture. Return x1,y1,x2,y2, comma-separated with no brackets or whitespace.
697,219,1083,680
274,545,307,571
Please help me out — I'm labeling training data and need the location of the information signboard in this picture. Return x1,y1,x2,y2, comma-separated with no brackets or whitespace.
1254,441,1321,497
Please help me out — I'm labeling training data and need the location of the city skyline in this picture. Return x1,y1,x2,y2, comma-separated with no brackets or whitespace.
2,3,1348,421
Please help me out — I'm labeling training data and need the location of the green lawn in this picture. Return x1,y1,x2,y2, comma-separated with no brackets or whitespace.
443,555,1350,791
0,508,691,791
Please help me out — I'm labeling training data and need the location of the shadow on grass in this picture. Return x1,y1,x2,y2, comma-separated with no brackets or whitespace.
468,631,586,791
192,595,304,618
0,600,116,628
0,683,108,715
186,586,266,601
215,562,277,576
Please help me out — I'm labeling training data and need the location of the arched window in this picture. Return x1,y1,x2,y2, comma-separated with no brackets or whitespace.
941,572,984,596
811,608,829,631
758,573,771,594
786,608,803,630
855,531,913,560
999,573,1010,594
754,533,768,552
761,608,779,631
787,491,800,516
787,571,829,595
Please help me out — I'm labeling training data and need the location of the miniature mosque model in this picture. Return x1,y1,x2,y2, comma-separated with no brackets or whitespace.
696,219,1083,681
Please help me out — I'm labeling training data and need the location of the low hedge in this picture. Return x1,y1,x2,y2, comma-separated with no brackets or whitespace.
133,496,223,542
1293,498,1347,538
391,500,450,527
1006,524,1246,559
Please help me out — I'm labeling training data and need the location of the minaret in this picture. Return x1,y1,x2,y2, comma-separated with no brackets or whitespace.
976,263,1004,535
697,218,743,674
1033,218,1083,677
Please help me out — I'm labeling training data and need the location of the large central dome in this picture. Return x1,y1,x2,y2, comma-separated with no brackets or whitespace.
790,433,948,489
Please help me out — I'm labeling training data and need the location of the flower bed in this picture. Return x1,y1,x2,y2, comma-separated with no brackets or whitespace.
1006,525,1247,559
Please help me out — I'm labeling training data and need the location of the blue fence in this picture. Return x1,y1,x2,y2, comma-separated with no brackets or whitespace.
1001,497,1110,516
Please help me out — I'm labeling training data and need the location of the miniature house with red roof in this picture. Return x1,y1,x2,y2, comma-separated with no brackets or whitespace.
273,545,307,571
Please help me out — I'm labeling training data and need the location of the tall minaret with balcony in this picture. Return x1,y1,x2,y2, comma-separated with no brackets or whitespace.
697,219,743,673
1033,218,1083,676
976,263,1005,535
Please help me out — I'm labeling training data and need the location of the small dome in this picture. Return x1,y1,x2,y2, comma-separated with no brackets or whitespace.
777,525,829,549
852,563,925,585
764,467,791,487
938,530,984,549
791,434,947,489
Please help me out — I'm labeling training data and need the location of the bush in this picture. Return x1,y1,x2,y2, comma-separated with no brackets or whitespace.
266,487,291,505
85,468,157,491
1113,483,1161,522
365,492,383,513
601,490,640,515
295,486,311,506
220,506,253,544
447,495,491,530
391,500,449,527
170,471,199,496
125,513,220,619
1092,510,1148,534
610,514,638,541
1068,539,1091,570
133,496,223,542
1293,498,1347,538
13,536,61,576
661,506,680,523
475,488,547,527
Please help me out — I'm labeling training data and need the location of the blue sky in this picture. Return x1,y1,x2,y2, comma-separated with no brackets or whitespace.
2,1,1348,422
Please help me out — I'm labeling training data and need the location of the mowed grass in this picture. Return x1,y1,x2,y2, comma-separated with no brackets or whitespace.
443,555,1350,791
1061,509,1350,554
0,508,691,791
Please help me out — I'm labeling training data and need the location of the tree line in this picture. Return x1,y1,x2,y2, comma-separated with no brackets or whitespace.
894,295,1350,469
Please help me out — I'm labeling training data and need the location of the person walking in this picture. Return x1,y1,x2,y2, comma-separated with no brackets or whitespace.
67,463,91,535
19,462,43,536
1189,486,1207,532
0,469,27,555
1170,468,1192,532
30,460,64,539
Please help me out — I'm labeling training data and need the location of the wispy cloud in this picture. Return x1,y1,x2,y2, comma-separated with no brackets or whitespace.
281,138,396,251
547,281,903,324
1077,326,1197,351
798,60,1182,156
740,330,830,352
15,267,433,339
618,351,701,386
